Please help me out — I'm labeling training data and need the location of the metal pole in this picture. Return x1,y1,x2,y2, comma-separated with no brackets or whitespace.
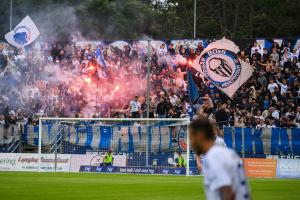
146,38,151,167
186,119,190,176
146,38,151,118
193,0,197,39
10,0,13,31
54,138,57,172
242,128,245,159
38,118,42,172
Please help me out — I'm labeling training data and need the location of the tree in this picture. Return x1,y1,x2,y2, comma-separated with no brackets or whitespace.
0,0,299,41
75,0,159,40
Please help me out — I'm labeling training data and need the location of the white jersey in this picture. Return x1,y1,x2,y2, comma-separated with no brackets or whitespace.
215,136,226,147
130,100,141,112
200,137,226,167
203,145,250,200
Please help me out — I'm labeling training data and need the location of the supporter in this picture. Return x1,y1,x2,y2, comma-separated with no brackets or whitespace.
168,43,175,55
250,42,259,57
215,103,229,128
169,91,178,106
0,37,299,130
262,48,270,63
270,47,280,63
270,107,280,121
266,117,276,128
156,97,168,118
255,117,266,129
276,78,288,94
129,96,141,118
296,106,300,123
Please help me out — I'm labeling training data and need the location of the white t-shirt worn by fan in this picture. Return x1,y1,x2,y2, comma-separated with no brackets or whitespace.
130,100,140,113
203,145,250,200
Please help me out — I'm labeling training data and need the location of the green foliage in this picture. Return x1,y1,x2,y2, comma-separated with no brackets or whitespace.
0,0,299,40
74,0,159,39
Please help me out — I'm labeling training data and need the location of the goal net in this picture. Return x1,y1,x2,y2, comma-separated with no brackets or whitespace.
38,118,198,175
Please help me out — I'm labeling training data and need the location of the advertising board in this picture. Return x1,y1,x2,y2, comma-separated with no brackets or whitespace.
243,158,277,178
276,159,300,178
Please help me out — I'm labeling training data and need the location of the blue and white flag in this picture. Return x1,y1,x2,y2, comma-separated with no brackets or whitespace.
5,16,40,48
95,47,107,70
192,38,253,98
256,39,273,51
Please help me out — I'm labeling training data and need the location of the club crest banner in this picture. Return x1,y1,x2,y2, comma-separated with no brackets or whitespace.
192,38,253,98
5,16,40,48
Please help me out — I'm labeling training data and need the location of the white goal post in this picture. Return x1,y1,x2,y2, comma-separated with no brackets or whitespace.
38,117,194,175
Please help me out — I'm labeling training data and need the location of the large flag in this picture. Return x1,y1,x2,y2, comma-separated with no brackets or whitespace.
192,38,253,98
187,69,199,102
5,16,40,48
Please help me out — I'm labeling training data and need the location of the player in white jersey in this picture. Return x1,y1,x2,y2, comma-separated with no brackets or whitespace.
189,119,251,200
215,135,226,147
195,126,227,173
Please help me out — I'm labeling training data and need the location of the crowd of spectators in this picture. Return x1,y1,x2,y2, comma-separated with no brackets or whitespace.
1,37,300,134
201,41,300,129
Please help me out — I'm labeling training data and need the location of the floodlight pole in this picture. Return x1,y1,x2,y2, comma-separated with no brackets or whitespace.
10,0,13,30
193,0,197,39
146,38,151,118
146,38,151,167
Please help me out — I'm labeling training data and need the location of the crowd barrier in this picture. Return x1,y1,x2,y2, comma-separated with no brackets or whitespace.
1,123,187,153
224,127,300,157
2,125,300,157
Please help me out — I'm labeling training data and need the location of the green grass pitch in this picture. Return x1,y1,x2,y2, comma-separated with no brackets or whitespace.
0,172,299,200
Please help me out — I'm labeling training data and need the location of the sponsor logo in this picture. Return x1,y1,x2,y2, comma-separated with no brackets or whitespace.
17,156,38,163
276,159,300,178
279,160,300,171
95,166,103,172
278,155,300,159
106,167,113,172
243,158,277,178
199,49,241,88
84,166,92,172
40,157,69,163
79,166,185,175
0,158,15,166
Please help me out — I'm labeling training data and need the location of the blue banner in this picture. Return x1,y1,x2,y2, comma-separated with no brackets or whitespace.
224,127,300,157
79,166,187,175
19,125,300,156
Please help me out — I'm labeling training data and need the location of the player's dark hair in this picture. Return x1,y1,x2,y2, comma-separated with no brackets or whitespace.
188,118,215,141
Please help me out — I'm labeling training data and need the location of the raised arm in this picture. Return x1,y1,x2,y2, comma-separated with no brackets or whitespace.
275,79,283,87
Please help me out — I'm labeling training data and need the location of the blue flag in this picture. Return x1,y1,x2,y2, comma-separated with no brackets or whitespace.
96,47,107,70
187,69,199,102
